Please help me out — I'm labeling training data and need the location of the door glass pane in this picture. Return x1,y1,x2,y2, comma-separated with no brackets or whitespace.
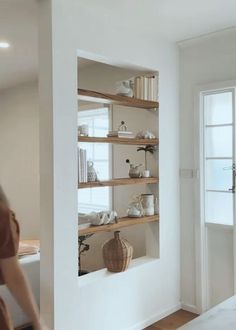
205,192,233,225
205,159,232,191
205,126,232,158
205,92,233,125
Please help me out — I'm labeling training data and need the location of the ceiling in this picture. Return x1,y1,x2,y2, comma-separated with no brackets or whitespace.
0,0,236,90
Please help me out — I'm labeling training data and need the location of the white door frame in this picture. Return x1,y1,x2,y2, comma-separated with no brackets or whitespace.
194,79,236,313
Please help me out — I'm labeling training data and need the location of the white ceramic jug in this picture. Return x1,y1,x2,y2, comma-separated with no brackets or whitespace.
141,194,154,216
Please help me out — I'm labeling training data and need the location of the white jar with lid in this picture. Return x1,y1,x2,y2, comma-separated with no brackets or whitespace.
141,194,154,216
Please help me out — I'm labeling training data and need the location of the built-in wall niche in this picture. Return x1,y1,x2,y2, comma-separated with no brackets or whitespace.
77,58,159,276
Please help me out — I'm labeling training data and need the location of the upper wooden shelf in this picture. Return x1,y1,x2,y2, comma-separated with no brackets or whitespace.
78,88,159,110
78,136,158,146
78,177,158,189
79,215,159,236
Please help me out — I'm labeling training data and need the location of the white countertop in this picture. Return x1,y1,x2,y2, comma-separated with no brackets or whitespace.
179,296,236,329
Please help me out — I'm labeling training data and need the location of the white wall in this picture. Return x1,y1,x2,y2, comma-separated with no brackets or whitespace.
180,27,236,311
39,1,180,329
207,225,234,307
0,81,39,239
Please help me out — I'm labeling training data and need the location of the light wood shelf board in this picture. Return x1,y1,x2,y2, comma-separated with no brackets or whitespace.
78,177,158,189
78,136,158,145
78,88,159,110
79,215,159,235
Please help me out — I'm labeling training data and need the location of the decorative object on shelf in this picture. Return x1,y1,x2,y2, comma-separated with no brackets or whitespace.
127,195,144,218
78,213,91,229
80,211,118,226
118,120,127,131
107,121,134,139
78,124,89,137
141,194,154,216
137,145,157,178
87,161,98,182
142,170,150,178
116,80,133,97
133,74,159,101
126,159,142,178
102,231,133,273
78,147,87,183
154,196,159,215
78,234,93,276
136,130,156,140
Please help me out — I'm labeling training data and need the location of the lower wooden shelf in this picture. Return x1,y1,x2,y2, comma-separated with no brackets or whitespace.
78,215,159,236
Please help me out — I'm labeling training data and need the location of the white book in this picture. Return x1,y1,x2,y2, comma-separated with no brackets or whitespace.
134,77,141,99
153,74,159,101
78,147,81,183
144,77,148,100
82,149,87,182
148,78,152,101
107,131,134,138
84,149,87,183
80,149,84,182
140,76,144,99
108,130,133,135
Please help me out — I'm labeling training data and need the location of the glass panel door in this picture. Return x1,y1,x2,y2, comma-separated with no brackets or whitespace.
203,90,235,225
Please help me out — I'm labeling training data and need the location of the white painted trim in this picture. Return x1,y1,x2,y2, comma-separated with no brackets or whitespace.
181,303,199,314
205,222,234,231
128,303,181,330
178,26,236,48
195,80,236,93
194,87,208,313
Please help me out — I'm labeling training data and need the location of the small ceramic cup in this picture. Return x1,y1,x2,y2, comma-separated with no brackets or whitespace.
78,124,89,136
142,170,150,178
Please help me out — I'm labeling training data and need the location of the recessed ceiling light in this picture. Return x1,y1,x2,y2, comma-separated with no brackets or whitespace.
0,42,10,49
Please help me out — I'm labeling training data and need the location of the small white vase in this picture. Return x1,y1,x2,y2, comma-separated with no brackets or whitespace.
87,161,97,182
142,170,150,178
116,80,133,97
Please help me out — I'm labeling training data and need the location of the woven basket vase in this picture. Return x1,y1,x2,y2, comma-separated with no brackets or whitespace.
102,231,133,273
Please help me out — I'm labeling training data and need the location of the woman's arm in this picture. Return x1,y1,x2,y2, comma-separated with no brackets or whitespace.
0,256,45,330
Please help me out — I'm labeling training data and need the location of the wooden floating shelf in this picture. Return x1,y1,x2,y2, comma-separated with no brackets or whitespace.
78,88,159,110
78,136,158,146
79,215,159,236
78,177,158,189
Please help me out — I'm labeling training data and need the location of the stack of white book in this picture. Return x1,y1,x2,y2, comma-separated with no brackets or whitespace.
107,131,135,139
78,147,87,183
133,75,159,101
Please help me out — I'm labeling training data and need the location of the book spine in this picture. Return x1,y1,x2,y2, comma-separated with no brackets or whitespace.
134,77,138,98
140,76,143,99
144,77,148,100
151,77,154,101
79,148,83,182
148,78,152,101
84,149,87,182
78,146,81,183
80,149,84,182
83,149,86,183
153,74,159,101
137,76,141,99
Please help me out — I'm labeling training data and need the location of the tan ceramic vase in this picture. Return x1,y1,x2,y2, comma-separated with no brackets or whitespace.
102,231,133,272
